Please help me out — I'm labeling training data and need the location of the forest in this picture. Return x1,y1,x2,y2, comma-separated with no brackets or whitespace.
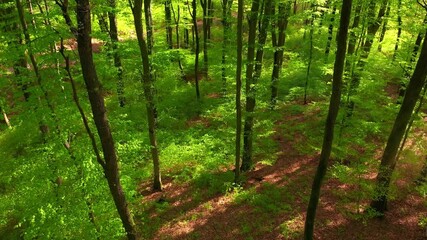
0,0,427,239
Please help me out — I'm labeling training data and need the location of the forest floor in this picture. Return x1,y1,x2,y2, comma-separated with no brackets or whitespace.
136,102,427,240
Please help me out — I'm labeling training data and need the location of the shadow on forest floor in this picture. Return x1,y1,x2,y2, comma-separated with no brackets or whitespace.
137,104,427,240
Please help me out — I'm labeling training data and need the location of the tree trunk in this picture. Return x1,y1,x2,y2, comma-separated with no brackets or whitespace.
324,5,337,59
2,0,30,101
171,3,184,75
184,27,189,48
207,0,213,39
165,0,173,49
131,0,163,191
241,0,272,171
221,0,233,96
304,4,315,105
393,0,402,59
107,0,126,107
304,0,352,238
234,0,243,183
200,0,209,79
241,0,261,172
349,0,388,93
370,32,427,214
73,0,139,238
144,0,154,54
190,0,201,99
377,2,390,51
345,1,362,72
270,1,290,108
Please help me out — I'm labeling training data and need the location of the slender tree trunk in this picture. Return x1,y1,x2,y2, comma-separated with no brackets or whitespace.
241,0,261,172
317,0,329,34
393,0,402,59
58,0,140,238
270,1,290,108
200,0,209,79
304,1,352,238
144,0,154,54
131,0,162,191
171,3,184,74
221,0,233,96
234,0,243,183
184,27,189,48
349,0,388,93
304,3,315,105
377,2,390,51
58,43,103,236
16,0,57,135
190,0,201,99
241,0,273,171
345,1,362,72
324,5,337,59
98,13,109,33
107,0,126,107
207,0,213,39
370,32,427,214
165,0,173,49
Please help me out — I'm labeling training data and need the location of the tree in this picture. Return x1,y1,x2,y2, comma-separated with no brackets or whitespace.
324,4,337,58
130,0,163,191
188,0,201,100
107,0,126,107
221,0,233,95
56,0,139,238
241,0,261,172
270,1,291,108
165,0,173,49
304,0,352,238
349,0,388,93
370,32,427,214
200,0,212,79
234,0,243,184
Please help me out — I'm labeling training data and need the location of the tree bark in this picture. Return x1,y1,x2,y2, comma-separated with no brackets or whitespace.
349,0,388,93
304,0,352,238
72,0,139,238
377,2,390,51
241,0,261,172
221,0,233,96
200,0,210,79
304,3,315,105
107,0,126,107
370,32,427,213
234,0,243,183
165,0,173,49
270,1,290,108
131,0,162,191
241,0,273,171
324,5,337,59
190,0,201,99
393,0,402,59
